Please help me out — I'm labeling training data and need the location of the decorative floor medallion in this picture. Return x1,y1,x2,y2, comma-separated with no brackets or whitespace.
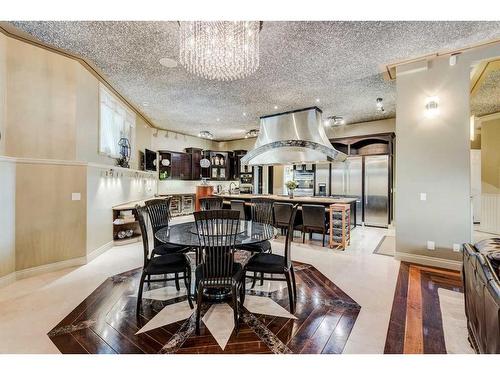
47,262,361,354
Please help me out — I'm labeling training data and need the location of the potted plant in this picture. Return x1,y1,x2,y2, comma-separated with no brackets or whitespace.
285,180,298,199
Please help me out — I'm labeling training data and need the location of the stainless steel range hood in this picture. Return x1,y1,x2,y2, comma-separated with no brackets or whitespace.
241,107,347,166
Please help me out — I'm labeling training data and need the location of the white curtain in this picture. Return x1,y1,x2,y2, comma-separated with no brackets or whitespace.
99,84,135,158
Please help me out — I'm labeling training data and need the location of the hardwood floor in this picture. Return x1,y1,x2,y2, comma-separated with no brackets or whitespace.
384,262,465,354
47,262,361,354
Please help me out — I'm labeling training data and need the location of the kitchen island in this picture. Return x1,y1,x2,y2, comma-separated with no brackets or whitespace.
215,193,358,228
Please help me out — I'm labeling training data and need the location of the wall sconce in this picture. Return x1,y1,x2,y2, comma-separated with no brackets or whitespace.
425,96,439,118
470,115,475,141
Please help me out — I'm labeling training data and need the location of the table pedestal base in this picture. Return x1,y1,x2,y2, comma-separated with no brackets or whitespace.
202,287,232,301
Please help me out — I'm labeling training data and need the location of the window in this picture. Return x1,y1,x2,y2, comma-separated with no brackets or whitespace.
99,83,135,158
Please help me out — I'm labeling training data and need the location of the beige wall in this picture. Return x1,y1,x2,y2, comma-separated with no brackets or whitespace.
5,37,78,160
328,118,395,139
217,137,256,151
0,158,16,278
15,162,87,270
272,165,285,195
480,118,500,194
395,44,500,268
134,117,152,169
74,63,102,165
0,33,159,276
86,165,156,255
150,128,215,152
0,34,6,156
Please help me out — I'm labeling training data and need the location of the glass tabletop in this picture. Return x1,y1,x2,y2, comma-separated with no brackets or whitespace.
155,220,276,248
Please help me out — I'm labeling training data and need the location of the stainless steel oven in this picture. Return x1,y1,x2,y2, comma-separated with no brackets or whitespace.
293,170,314,197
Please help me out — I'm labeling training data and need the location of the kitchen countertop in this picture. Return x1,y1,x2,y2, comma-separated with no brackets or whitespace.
112,198,156,211
215,193,357,205
112,193,196,211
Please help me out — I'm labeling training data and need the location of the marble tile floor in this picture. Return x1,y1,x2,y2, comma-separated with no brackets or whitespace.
0,216,401,353
47,261,361,354
134,283,297,350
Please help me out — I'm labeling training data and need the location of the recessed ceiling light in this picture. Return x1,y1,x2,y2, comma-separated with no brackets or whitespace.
142,102,149,107
333,116,345,125
216,118,220,122
315,98,320,103
243,112,247,116
159,57,178,68
274,105,278,110
325,116,345,126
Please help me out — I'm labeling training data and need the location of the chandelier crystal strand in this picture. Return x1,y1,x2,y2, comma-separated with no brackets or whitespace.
179,21,260,81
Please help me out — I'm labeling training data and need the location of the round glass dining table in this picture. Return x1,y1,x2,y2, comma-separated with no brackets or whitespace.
154,219,276,249
154,220,276,301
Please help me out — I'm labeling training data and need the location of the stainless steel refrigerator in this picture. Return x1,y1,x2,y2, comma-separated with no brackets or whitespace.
331,155,389,227
364,155,389,227
315,163,330,196
331,157,363,225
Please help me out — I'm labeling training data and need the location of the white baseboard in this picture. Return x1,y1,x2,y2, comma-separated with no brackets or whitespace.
0,272,16,288
86,241,114,263
15,256,87,280
0,242,116,289
395,251,462,271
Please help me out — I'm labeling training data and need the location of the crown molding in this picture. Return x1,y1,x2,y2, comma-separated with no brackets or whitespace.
0,22,200,138
383,38,500,81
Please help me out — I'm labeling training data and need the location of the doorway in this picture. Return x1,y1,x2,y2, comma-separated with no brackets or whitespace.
470,58,500,241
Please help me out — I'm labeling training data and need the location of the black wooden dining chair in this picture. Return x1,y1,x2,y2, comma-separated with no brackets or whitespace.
273,202,294,236
296,204,328,247
193,209,243,334
237,197,274,254
144,197,191,290
144,197,190,253
242,205,299,314
199,196,224,211
230,199,246,220
135,205,193,315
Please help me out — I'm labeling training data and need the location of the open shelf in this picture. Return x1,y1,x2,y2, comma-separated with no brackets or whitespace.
112,205,141,246
113,233,141,246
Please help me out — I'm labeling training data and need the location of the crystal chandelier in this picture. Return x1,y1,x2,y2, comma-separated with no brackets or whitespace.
179,21,261,81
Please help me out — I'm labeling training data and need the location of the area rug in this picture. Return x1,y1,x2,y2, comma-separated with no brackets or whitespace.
438,288,475,354
373,235,395,257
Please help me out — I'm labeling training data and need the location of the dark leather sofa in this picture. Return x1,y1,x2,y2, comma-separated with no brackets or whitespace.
462,238,500,354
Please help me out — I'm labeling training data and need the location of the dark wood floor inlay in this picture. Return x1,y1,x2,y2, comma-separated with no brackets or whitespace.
384,262,464,354
48,262,361,354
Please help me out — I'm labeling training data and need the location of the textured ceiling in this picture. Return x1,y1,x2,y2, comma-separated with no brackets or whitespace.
9,21,500,140
471,67,500,117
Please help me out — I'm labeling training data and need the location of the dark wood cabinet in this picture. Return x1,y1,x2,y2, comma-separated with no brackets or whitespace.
156,148,248,181
186,147,203,180
232,150,248,180
158,150,191,180
203,150,232,181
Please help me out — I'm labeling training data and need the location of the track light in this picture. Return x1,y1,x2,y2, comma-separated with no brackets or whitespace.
376,98,385,112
